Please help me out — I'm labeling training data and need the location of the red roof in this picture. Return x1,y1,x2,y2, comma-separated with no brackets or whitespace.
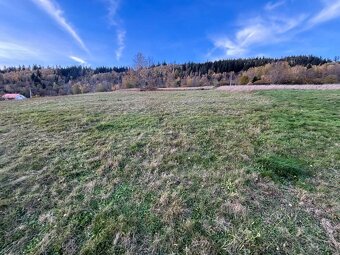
2,94,25,99
2,94,21,99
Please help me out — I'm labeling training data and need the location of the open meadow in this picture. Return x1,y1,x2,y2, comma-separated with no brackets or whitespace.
0,90,339,254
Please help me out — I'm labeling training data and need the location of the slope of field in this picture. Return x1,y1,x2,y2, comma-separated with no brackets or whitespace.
0,90,339,254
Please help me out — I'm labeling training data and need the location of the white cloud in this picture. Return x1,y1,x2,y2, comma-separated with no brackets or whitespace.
212,15,305,58
214,38,246,57
309,0,340,25
210,0,340,59
70,56,86,65
265,1,286,11
115,29,126,61
107,0,120,26
104,0,126,61
0,41,41,60
31,0,89,53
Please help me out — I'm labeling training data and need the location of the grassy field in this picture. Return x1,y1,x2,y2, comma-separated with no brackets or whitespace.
0,90,339,254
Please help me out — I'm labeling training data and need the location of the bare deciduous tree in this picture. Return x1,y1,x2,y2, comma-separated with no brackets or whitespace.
133,52,148,71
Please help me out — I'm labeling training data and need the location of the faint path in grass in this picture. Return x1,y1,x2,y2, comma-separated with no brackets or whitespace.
216,84,340,91
119,84,340,93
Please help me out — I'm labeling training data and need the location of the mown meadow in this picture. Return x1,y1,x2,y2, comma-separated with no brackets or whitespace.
0,90,339,254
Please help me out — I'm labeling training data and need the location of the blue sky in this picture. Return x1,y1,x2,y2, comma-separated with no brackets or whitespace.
0,0,340,67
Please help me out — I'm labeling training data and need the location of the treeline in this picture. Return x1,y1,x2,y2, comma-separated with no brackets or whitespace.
180,55,329,75
0,55,339,97
0,65,129,97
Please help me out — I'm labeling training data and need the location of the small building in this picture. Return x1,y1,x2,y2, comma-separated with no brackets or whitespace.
2,94,27,100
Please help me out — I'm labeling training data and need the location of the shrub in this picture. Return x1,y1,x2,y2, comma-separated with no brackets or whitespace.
71,84,81,94
252,76,260,83
95,83,108,92
322,75,338,84
240,75,250,85
253,80,270,85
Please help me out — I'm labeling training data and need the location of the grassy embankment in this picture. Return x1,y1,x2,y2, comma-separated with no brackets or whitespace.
0,90,339,254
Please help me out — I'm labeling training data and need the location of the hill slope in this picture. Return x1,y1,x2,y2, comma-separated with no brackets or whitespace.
0,90,339,254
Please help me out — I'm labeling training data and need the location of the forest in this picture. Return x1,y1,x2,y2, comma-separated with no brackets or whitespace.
1,55,339,97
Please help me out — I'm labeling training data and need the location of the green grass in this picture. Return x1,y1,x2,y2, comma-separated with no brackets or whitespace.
0,90,339,254
255,155,309,183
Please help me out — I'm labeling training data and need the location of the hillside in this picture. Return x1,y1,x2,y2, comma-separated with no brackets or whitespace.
1,90,339,254
1,56,339,98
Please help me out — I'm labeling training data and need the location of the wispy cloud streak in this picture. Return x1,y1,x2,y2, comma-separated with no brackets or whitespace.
0,41,40,60
309,0,340,25
211,0,340,58
265,0,286,11
70,56,87,65
31,0,89,53
115,29,126,61
212,15,306,58
105,0,126,61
